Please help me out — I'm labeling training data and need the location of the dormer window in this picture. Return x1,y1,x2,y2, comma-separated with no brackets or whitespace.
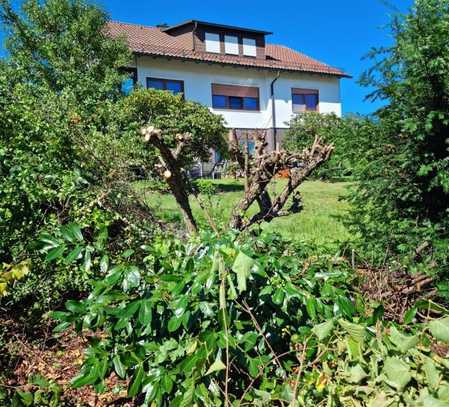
205,32,220,53
224,35,239,55
243,38,257,57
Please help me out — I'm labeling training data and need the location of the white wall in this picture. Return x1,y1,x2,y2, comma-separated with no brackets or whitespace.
135,56,342,129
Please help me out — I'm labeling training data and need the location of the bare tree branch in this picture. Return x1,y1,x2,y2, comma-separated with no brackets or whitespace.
229,130,333,231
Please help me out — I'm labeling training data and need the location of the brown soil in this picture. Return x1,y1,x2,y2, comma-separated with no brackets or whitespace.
2,324,132,407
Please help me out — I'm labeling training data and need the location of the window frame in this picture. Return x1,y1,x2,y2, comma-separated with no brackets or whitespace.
224,34,239,55
211,83,260,111
205,32,221,53
291,88,319,113
146,77,185,97
242,37,257,57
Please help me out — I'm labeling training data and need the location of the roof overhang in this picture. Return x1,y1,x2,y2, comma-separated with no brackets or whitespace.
162,19,272,35
133,51,351,78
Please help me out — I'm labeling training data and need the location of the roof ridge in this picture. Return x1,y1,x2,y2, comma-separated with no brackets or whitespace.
108,20,158,30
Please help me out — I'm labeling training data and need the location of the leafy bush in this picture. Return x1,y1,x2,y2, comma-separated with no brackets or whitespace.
347,0,449,286
0,261,30,298
292,316,449,405
52,230,359,405
119,88,228,166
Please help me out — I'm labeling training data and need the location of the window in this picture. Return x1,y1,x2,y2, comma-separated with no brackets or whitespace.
205,32,221,53
243,38,257,57
292,88,319,112
224,35,239,55
120,67,137,95
211,84,260,111
147,77,184,96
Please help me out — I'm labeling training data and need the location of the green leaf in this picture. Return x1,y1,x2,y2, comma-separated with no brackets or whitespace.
312,319,334,341
339,319,366,342
306,297,317,320
382,357,411,391
347,364,367,383
403,306,417,324
65,300,85,314
168,315,182,332
65,245,83,264
232,251,255,293
100,255,109,273
389,325,419,353
423,357,441,389
17,391,33,406
46,245,66,262
138,300,152,327
113,355,126,379
61,223,83,243
272,288,285,305
128,364,144,397
206,359,226,375
122,267,141,291
428,317,449,344
71,370,96,388
337,296,356,317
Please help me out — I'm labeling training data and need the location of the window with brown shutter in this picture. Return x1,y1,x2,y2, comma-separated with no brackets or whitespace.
211,84,260,111
292,88,319,112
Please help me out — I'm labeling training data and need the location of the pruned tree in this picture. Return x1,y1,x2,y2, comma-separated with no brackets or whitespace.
141,125,198,234
141,125,333,234
228,130,333,231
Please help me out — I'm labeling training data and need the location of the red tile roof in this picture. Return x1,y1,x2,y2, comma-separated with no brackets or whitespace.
107,21,350,78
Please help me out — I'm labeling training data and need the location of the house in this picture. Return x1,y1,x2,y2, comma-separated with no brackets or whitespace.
108,19,349,154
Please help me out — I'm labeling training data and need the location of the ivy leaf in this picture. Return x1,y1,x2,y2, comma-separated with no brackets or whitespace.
428,317,449,344
339,319,366,342
312,319,334,341
206,359,226,375
232,251,255,293
389,326,419,353
347,364,367,383
383,357,411,391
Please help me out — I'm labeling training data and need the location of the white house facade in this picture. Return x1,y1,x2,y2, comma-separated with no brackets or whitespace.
108,19,349,150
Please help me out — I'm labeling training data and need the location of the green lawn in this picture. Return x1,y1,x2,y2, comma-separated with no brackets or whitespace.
138,179,351,245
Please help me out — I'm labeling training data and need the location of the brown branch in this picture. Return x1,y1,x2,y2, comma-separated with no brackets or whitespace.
141,126,198,235
228,132,333,231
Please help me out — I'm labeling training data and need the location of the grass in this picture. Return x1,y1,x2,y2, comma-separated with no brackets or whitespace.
138,178,351,245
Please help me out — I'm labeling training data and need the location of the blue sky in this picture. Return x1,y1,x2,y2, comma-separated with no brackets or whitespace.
1,0,413,115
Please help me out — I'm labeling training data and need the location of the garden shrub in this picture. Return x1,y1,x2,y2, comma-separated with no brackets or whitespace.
42,225,449,406
347,0,449,290
292,316,449,405
50,228,359,405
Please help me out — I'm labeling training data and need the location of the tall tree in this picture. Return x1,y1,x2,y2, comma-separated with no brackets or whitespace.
349,0,449,282
0,0,130,108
